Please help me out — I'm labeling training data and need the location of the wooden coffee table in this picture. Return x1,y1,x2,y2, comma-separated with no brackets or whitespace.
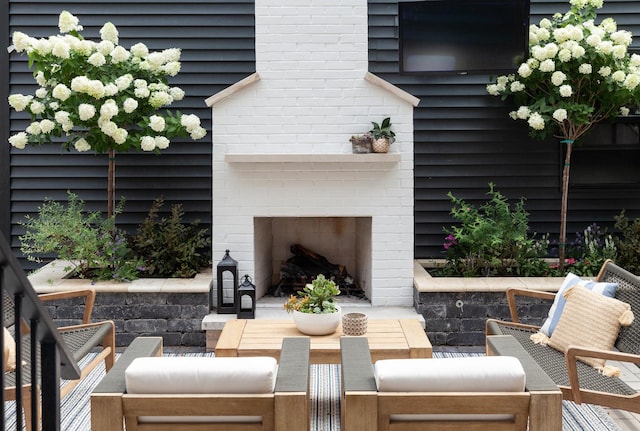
215,318,432,363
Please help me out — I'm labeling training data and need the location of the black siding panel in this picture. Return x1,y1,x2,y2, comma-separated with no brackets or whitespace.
369,0,640,258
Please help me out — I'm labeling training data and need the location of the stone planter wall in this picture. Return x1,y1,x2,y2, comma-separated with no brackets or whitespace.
30,261,212,347
413,261,566,346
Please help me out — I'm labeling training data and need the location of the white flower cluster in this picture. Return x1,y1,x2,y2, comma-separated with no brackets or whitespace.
486,0,640,136
7,11,206,153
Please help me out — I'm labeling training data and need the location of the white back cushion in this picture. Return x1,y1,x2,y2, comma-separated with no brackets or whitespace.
125,356,278,394
375,356,525,392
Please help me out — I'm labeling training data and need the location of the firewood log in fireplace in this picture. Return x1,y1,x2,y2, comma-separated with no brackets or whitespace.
270,243,365,299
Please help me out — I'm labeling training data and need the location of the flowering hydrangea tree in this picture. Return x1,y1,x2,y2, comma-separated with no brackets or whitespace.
7,11,207,216
487,0,640,269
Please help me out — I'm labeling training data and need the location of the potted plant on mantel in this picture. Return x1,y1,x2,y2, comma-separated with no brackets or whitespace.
370,117,396,153
284,274,341,335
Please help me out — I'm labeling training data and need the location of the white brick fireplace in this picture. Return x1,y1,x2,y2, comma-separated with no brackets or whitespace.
206,0,419,307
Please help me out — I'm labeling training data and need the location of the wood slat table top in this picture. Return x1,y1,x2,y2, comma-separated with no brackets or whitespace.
215,318,432,363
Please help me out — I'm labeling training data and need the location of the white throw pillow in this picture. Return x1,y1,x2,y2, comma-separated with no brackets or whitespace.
374,356,525,392
125,356,278,394
539,272,617,337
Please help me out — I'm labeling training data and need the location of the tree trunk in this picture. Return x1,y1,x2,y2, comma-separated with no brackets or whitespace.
107,149,115,218
558,140,573,272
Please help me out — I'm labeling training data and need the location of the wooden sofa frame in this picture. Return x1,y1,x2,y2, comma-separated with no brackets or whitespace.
340,336,562,431
91,336,310,431
486,259,640,412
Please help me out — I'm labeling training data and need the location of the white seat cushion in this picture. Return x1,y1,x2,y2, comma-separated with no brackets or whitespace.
374,356,525,392
125,356,278,394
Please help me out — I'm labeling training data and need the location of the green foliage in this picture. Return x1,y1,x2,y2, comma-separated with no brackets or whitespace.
551,223,618,276
129,197,211,278
283,274,341,314
440,183,549,276
614,210,640,274
369,117,396,140
19,191,142,281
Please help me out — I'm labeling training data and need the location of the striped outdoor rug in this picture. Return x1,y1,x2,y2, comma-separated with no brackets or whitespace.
4,350,623,430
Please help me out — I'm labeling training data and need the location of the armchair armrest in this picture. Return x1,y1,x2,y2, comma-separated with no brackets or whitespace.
39,288,96,324
506,288,555,323
340,337,376,392
565,345,640,404
275,337,310,393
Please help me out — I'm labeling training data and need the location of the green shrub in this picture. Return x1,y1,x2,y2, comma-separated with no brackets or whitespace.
614,210,640,274
129,197,211,278
440,183,548,277
19,191,142,281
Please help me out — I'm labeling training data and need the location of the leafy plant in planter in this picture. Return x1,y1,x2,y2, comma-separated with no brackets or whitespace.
613,210,640,274
283,274,340,314
128,197,211,278
440,183,549,277
19,191,142,281
369,117,396,153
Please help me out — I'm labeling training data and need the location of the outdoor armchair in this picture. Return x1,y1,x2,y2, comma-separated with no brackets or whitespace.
4,288,115,430
486,259,640,413
340,336,561,431
120,336,310,431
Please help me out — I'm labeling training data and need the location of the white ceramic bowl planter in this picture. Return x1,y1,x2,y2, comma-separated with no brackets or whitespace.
293,306,342,335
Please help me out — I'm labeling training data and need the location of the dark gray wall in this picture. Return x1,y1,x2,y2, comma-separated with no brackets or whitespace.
5,0,640,265
369,0,640,258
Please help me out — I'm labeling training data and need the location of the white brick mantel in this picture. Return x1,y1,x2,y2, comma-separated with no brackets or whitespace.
206,0,418,307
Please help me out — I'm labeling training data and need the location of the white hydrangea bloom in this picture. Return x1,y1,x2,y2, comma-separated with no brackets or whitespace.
510,81,525,92
620,106,630,116
528,112,545,130
551,71,567,86
190,127,207,140
180,114,201,131
610,30,632,46
539,59,556,72
149,115,166,132
58,11,82,33
571,45,586,58
559,84,573,97
52,84,71,101
9,132,28,149
26,122,42,135
112,128,128,144
12,31,32,52
169,87,185,101
51,38,71,59
123,98,138,113
110,46,130,64
74,138,91,152
558,49,572,62
612,45,627,59
96,40,115,56
88,52,107,67
578,63,592,74
516,106,531,119
140,136,156,151
8,94,33,111
115,74,133,91
597,41,614,55
100,100,119,119
130,42,149,58
518,63,532,78
30,101,46,115
148,91,172,108
40,119,56,134
100,22,119,44
104,83,118,97
631,54,640,67
553,109,568,122
601,17,616,33
624,73,640,90
78,103,96,121
598,66,612,77
611,70,626,82
155,136,170,149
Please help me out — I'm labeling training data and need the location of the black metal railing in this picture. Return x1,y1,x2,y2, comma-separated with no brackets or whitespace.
1,232,80,431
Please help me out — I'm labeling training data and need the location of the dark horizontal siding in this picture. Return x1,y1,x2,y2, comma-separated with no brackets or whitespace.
369,0,640,258
7,0,255,267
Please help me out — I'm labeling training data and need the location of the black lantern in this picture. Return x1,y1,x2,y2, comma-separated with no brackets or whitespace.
215,249,238,314
237,274,256,319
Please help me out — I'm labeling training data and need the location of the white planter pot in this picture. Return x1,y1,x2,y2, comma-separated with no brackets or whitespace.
293,306,342,335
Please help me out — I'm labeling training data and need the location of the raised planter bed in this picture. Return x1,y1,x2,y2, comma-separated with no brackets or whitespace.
413,260,567,346
28,260,212,347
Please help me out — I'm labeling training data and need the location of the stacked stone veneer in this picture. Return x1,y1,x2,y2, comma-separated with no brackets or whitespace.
207,0,418,306
44,293,208,347
414,291,551,346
